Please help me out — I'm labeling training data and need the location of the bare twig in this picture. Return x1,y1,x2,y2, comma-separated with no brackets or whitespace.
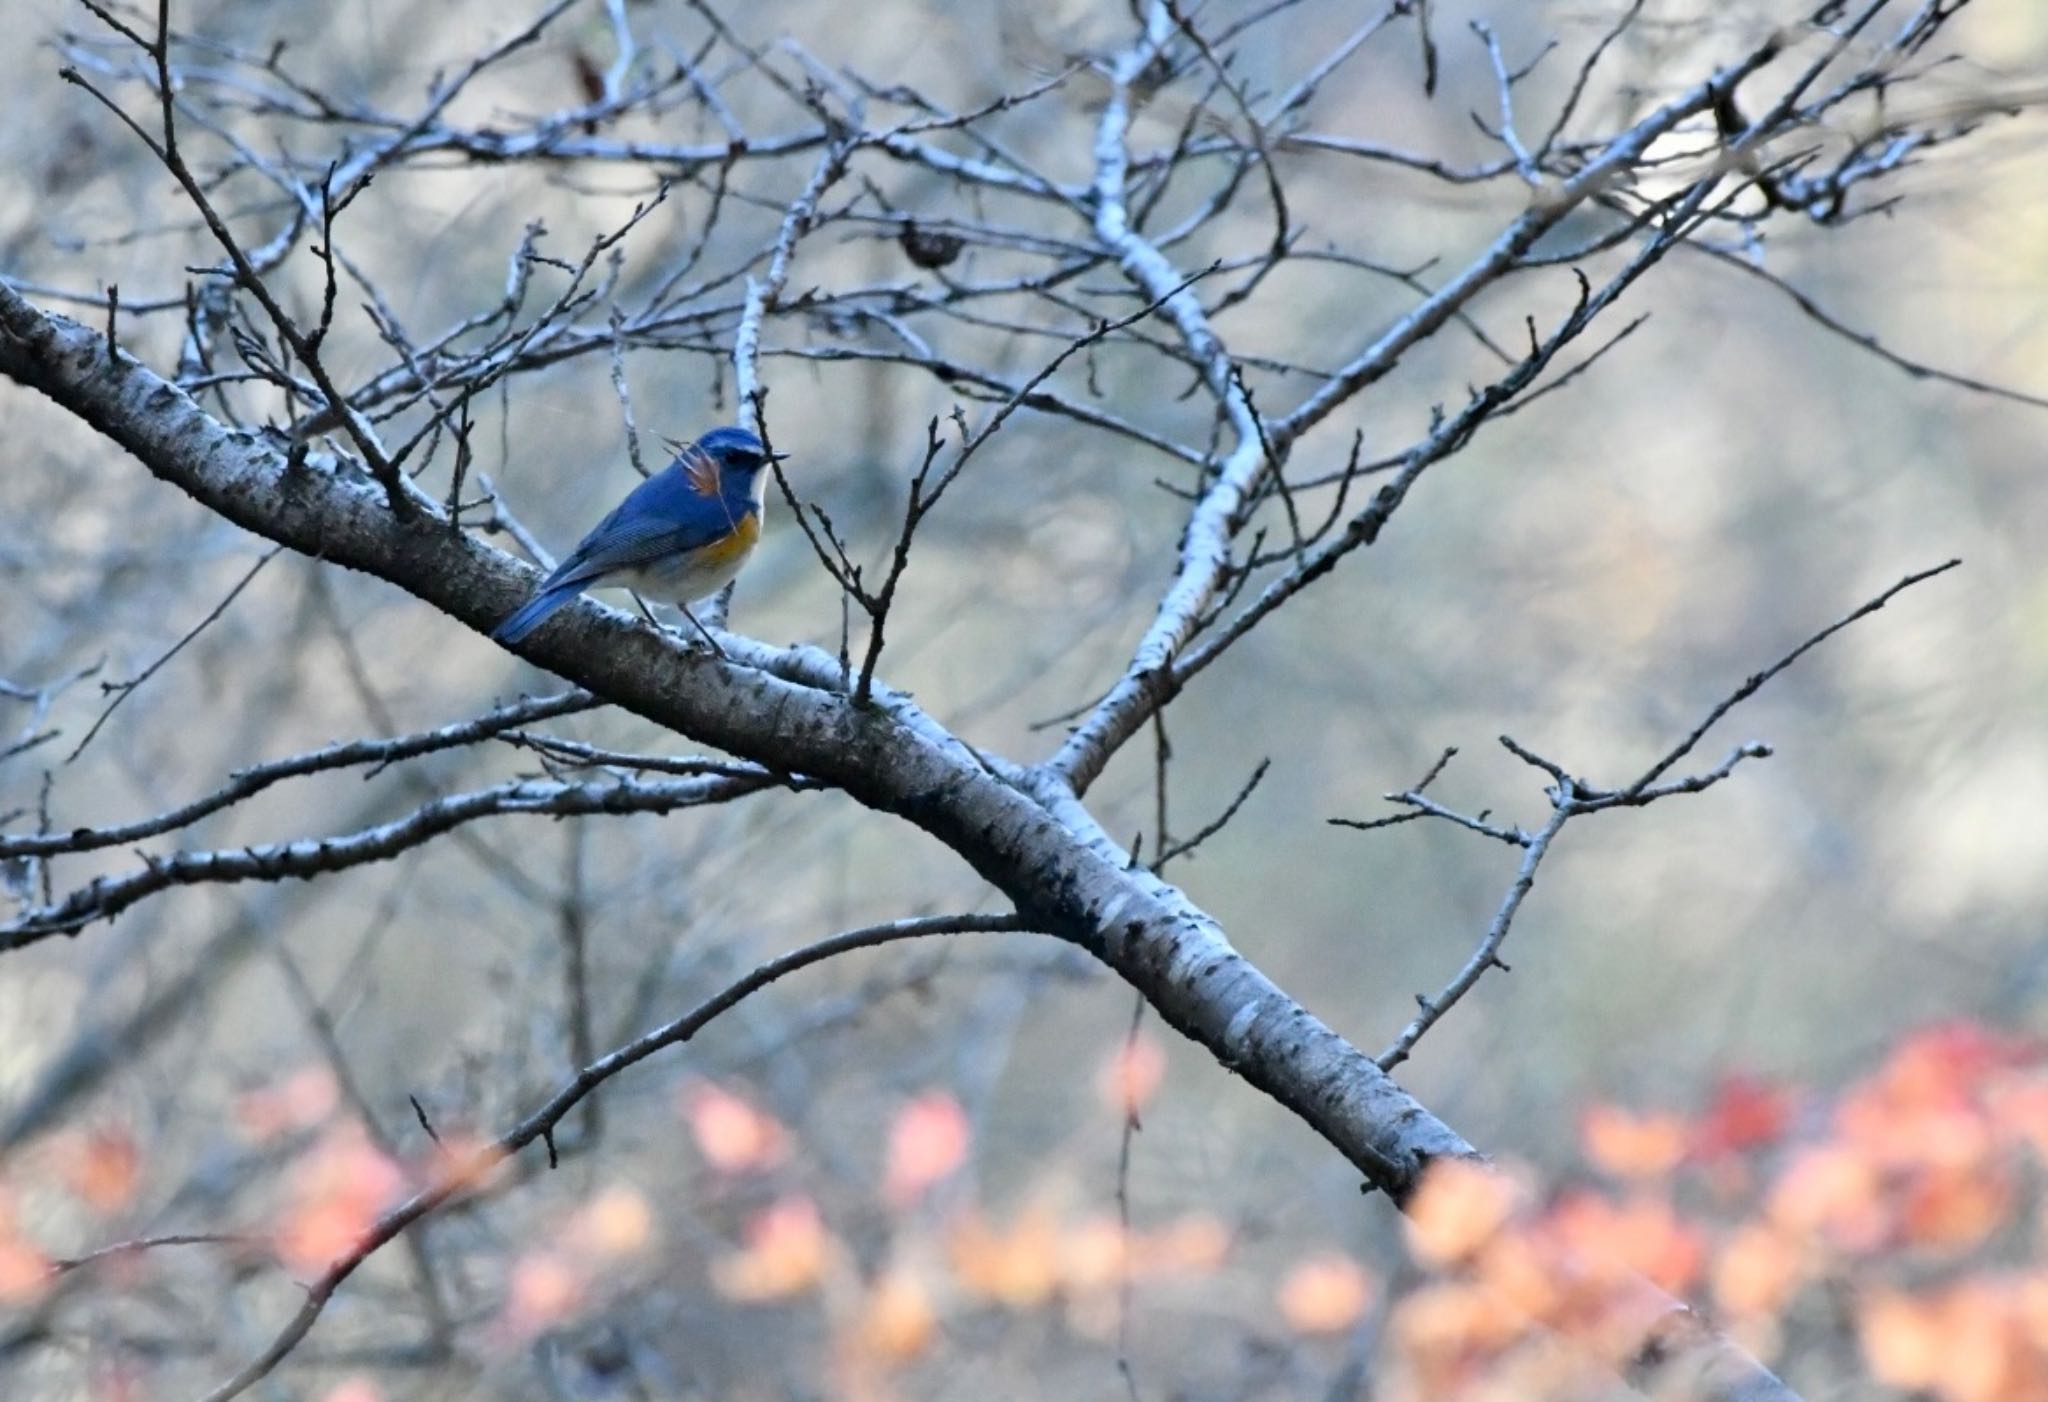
1626,559,1963,795
1350,560,1961,1069
5,691,598,859
65,545,280,763
6,769,790,945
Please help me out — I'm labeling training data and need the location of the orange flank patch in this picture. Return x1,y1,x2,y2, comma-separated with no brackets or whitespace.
693,509,759,569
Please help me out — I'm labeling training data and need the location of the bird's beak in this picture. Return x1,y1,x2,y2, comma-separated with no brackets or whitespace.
768,451,792,463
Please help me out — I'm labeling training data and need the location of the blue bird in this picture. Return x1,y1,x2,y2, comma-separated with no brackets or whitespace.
492,426,783,645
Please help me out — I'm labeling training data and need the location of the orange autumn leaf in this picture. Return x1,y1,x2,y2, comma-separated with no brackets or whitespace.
1058,1212,1229,1292
567,1184,655,1259
1580,1104,1689,1182
1390,1278,1529,1360
1830,1026,2028,1177
854,1270,939,1364
1097,1034,1167,1118
1278,1252,1376,1335
234,1067,339,1142
1837,1082,1993,1174
1471,1225,1565,1323
884,1092,970,1207
947,1203,1061,1307
2018,1276,2048,1354
681,1081,789,1176
1989,1077,2048,1164
277,1198,380,1277
65,1128,141,1216
502,1250,588,1338
421,1133,510,1198
1711,1223,1806,1320
1859,1277,2048,1399
1544,1191,1704,1295
1058,1217,1130,1293
1404,1159,1524,1268
712,1196,831,1301
1137,1213,1230,1276
318,1380,384,1402
1860,1286,1936,1382
1885,1024,2033,1107
1768,1144,1889,1253
1936,1283,2039,1402
274,1131,406,1276
0,1236,48,1305
1898,1162,2014,1254
1693,1074,1794,1158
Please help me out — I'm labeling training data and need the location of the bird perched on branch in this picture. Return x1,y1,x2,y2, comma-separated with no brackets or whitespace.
491,426,784,646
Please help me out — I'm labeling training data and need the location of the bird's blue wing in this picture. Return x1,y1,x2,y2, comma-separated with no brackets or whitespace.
541,465,746,589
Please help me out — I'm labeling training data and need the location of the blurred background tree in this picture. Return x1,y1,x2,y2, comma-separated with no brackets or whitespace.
1,0,2044,1398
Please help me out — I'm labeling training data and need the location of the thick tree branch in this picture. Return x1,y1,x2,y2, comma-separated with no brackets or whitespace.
4,768,787,945
0,274,1473,1197
1,692,598,861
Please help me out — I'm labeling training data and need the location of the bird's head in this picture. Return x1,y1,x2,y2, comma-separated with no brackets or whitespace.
676,426,789,503
696,426,786,478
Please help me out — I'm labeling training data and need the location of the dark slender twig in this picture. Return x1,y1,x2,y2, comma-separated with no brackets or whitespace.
1694,245,2048,413
1378,805,1566,1070
1627,559,1962,796
557,822,599,1145
498,731,764,779
5,691,598,859
409,1095,441,1147
1154,759,1269,868
66,546,281,763
51,1233,256,1276
1112,989,1147,1402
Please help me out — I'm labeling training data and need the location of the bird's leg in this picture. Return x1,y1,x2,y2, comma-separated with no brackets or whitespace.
629,591,672,635
675,601,729,662
628,591,725,661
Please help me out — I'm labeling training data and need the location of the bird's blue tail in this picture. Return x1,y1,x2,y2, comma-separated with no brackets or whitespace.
491,581,583,644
